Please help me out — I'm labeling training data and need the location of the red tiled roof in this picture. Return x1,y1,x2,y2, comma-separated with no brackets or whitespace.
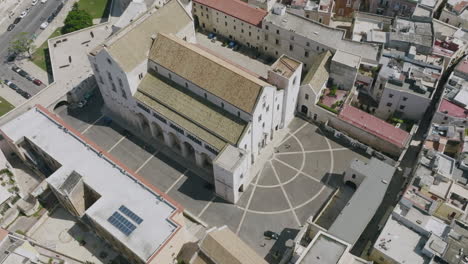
193,0,268,26
453,1,468,13
438,99,468,118
338,105,410,148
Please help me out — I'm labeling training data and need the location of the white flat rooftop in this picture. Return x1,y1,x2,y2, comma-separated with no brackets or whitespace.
0,106,182,262
374,216,430,264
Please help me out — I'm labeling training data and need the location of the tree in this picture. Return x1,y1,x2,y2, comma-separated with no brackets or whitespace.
9,32,35,58
62,3,92,34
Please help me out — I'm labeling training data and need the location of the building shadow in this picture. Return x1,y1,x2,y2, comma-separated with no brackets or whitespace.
264,228,300,264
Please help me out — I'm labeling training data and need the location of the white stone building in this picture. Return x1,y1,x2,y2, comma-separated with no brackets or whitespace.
89,1,302,203
440,0,468,29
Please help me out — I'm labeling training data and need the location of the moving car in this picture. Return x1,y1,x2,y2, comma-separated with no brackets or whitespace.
32,0,38,5
40,22,48,29
7,24,15,31
32,79,42,86
263,231,280,240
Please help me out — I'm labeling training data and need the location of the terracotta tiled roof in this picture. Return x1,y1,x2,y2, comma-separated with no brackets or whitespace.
339,104,410,148
193,0,267,26
438,99,468,118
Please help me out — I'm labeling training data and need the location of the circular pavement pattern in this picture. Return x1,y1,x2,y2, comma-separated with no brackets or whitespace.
236,122,336,225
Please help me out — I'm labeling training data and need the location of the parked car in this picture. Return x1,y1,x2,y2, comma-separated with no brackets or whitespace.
26,75,34,81
18,90,31,99
19,11,28,18
3,80,12,86
40,22,49,29
7,24,15,31
13,17,21,24
6,53,17,62
32,0,38,5
32,79,42,86
8,82,18,90
11,65,20,72
47,15,54,23
40,0,48,3
263,231,279,240
18,69,29,77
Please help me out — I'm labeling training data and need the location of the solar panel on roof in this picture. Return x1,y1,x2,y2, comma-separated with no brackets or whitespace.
107,212,136,236
119,205,143,225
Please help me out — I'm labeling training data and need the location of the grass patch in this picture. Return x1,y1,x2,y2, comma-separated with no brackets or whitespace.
317,102,339,114
77,0,112,19
0,96,15,117
31,27,62,74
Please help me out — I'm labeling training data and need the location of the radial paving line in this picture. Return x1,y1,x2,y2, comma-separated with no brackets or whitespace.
276,147,349,155
135,149,160,173
107,136,126,152
278,121,309,146
235,166,264,235
273,158,320,183
197,195,217,218
80,115,104,134
165,169,188,194
270,160,301,226
251,134,307,188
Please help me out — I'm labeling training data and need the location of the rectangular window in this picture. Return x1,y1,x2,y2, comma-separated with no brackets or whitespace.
399,105,406,110
107,71,113,81
289,44,293,51
276,39,279,45
170,123,184,135
93,63,99,72
305,94,309,100
386,103,392,107
306,42,310,47
118,78,123,88
205,145,218,155
153,112,167,123
137,103,150,113
276,29,279,34
402,97,408,101
187,134,202,145
305,51,309,57
265,34,268,41
258,115,262,122
111,82,117,92
389,94,394,98
266,25,269,30
121,89,127,99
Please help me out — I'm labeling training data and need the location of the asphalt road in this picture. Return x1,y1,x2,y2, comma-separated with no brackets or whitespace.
0,0,64,97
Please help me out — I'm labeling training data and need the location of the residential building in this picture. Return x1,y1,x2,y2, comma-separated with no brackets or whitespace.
351,12,393,43
334,0,361,18
369,0,419,17
440,0,468,29
328,158,395,245
263,7,382,68
434,56,468,126
281,218,371,264
90,2,303,203
387,18,434,55
288,0,335,25
192,0,268,51
190,0,382,71
330,104,411,158
0,106,189,264
181,226,268,264
373,53,441,121
329,50,361,90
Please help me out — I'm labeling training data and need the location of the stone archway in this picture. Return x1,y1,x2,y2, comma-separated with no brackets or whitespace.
201,153,213,171
182,142,195,161
168,132,181,152
151,122,163,140
301,105,308,115
136,113,151,136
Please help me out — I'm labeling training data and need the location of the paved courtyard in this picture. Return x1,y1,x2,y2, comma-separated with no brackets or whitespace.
53,96,369,262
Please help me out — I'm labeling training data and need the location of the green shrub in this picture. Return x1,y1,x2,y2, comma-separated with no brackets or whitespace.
62,3,93,34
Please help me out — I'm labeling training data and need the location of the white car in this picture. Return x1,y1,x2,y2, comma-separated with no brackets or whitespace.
40,0,47,3
19,11,27,18
40,22,49,29
32,0,38,5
